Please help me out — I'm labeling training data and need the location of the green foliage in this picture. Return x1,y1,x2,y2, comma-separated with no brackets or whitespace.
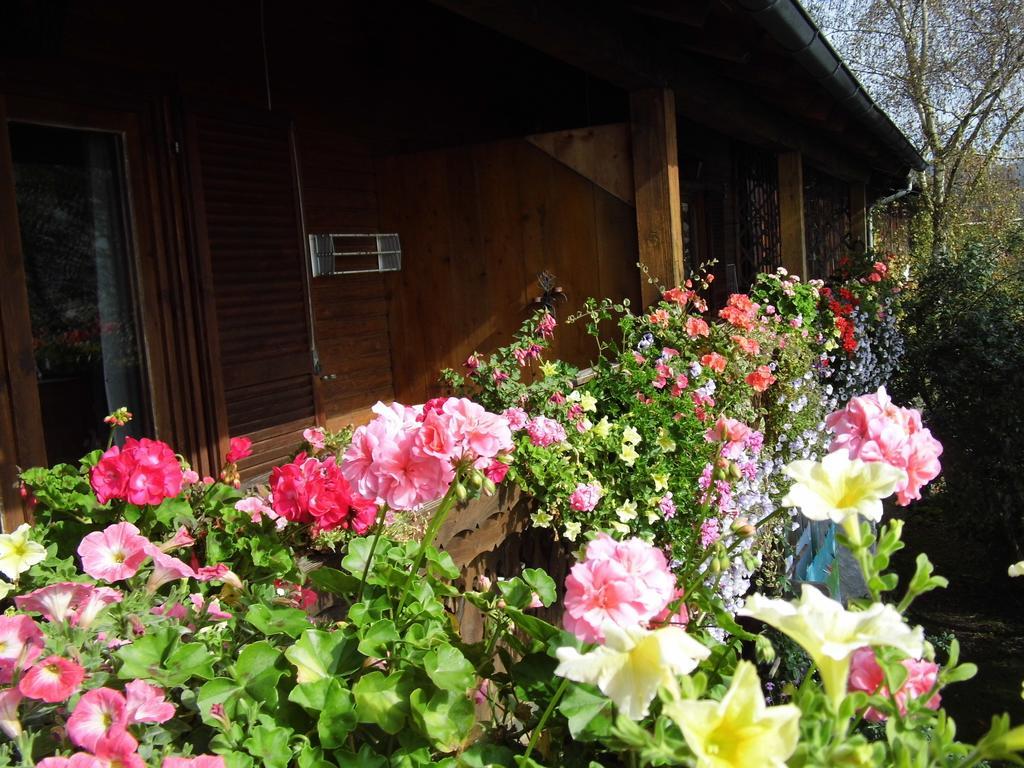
895,232,1024,558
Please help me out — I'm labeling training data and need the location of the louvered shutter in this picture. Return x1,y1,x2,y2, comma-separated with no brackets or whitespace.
190,113,315,478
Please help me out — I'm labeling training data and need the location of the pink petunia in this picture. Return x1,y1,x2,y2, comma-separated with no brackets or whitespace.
189,594,233,621
125,680,175,724
0,615,44,682
92,727,144,768
162,757,226,768
71,587,123,629
157,526,195,553
195,564,243,589
16,582,92,624
145,548,196,593
66,687,128,750
0,687,23,739
77,523,151,582
18,656,85,703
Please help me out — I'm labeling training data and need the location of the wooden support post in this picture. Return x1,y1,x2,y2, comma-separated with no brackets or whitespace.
777,151,808,278
849,181,868,252
630,88,684,306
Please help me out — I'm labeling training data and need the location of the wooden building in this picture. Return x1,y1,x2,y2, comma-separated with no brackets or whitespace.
0,0,924,527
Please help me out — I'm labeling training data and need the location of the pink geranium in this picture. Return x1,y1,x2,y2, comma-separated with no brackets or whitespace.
16,582,92,624
18,655,85,703
826,387,942,505
483,460,510,484
125,680,175,724
502,407,529,432
568,482,602,512
303,427,327,451
700,352,727,373
526,416,567,447
685,317,710,337
848,647,941,721
563,558,643,643
90,445,132,505
67,687,127,750
271,454,378,532
123,438,185,506
441,397,514,460
78,523,151,582
704,416,751,446
563,535,676,643
745,365,776,392
224,436,252,464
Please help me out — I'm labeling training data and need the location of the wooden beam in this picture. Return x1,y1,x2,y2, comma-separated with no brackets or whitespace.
630,88,684,305
849,181,868,252
778,151,808,278
526,123,634,205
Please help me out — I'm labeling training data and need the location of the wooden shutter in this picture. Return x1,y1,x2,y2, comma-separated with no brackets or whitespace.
189,112,315,478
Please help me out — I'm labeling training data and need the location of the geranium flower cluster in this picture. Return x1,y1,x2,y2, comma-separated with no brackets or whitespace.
562,534,675,643
343,398,513,511
90,438,184,506
826,386,943,505
847,646,941,722
270,454,378,534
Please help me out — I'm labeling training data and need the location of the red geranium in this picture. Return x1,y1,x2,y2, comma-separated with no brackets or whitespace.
270,454,378,534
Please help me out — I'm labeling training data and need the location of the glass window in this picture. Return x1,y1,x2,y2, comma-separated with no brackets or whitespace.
9,122,147,465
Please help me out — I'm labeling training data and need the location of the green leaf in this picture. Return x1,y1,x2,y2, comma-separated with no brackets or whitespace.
316,679,357,749
115,626,213,687
352,670,414,734
559,684,612,740
242,720,294,768
197,678,243,727
409,687,476,752
235,641,288,707
308,567,359,597
329,744,388,768
502,607,560,644
341,536,377,576
285,629,360,683
457,743,516,767
288,679,334,713
521,569,556,607
496,578,533,610
424,644,476,692
357,619,400,658
245,604,311,639
425,547,460,580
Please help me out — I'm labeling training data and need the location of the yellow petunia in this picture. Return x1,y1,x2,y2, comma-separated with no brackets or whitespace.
620,444,639,467
781,450,905,543
540,360,558,377
555,624,709,720
0,524,46,580
665,661,799,768
738,585,923,710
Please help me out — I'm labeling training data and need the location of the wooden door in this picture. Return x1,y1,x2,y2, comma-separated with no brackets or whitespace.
0,95,174,526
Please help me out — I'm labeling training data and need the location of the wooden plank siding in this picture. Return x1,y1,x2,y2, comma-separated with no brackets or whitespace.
188,112,316,477
295,124,395,431
379,139,641,405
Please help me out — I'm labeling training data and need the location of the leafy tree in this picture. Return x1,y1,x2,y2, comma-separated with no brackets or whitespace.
805,0,1024,255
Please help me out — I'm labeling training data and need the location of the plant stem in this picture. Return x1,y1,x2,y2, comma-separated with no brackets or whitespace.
523,677,569,761
394,479,461,618
356,504,390,602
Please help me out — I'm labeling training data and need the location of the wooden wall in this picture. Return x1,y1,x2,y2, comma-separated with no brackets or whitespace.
295,124,395,430
379,139,641,404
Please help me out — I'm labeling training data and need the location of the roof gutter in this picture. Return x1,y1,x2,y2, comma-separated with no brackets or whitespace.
735,0,926,175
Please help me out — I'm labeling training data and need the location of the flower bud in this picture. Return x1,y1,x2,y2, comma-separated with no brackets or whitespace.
710,558,722,574
482,478,496,496
728,462,742,481
454,483,468,502
755,634,776,665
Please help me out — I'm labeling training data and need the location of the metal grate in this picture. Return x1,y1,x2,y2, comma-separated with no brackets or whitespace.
308,233,402,277
733,145,782,292
803,166,851,280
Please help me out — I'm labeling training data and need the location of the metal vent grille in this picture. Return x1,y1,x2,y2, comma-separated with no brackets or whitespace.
308,233,402,277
